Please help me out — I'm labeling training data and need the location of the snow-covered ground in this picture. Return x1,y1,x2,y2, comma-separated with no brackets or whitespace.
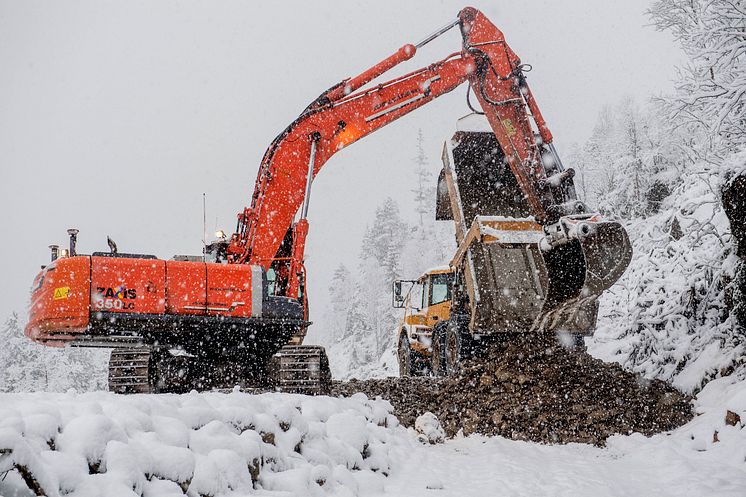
1,375,744,497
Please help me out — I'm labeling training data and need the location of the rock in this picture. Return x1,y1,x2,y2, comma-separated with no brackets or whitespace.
260,431,275,445
725,410,741,427
415,412,445,444
722,172,746,258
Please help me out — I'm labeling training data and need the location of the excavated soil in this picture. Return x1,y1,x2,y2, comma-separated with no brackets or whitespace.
332,335,693,446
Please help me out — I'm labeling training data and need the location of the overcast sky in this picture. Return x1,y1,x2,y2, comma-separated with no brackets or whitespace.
0,0,682,337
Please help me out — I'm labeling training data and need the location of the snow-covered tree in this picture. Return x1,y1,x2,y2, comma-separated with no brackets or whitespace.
361,197,408,283
567,143,590,203
649,0,746,152
0,313,108,392
412,129,435,227
590,151,745,393
575,98,683,218
324,264,355,344
585,0,746,392
322,134,456,379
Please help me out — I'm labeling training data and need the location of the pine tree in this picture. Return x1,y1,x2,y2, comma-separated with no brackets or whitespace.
325,263,355,344
579,98,679,218
361,197,408,282
567,143,590,203
412,129,435,228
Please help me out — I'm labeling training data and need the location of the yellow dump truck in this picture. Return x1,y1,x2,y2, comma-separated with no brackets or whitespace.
392,266,454,376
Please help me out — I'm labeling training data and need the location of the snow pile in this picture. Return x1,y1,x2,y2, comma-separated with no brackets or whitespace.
327,340,399,381
590,154,746,394
0,390,407,497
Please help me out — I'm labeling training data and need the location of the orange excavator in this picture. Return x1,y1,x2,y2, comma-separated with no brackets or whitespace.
26,7,631,393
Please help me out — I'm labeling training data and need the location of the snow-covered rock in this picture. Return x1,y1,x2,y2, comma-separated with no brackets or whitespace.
0,390,406,497
414,412,444,444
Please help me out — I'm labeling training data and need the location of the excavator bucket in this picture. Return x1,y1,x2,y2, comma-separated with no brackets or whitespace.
576,220,633,295
534,219,632,332
541,219,632,308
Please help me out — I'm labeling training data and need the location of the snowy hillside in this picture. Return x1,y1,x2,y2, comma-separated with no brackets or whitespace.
589,153,746,393
1,377,745,496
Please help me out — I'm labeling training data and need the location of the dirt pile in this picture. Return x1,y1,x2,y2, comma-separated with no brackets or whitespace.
333,335,693,445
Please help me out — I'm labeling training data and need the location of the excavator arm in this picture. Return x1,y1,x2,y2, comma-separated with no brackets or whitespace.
227,7,570,300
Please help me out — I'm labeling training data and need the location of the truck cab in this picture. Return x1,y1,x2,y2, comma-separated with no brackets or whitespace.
392,266,454,376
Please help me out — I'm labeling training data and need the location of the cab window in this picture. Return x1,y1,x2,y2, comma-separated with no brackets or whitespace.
429,273,452,305
267,268,277,296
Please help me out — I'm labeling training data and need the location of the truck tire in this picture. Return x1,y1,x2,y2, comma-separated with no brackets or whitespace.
398,333,414,377
431,322,447,377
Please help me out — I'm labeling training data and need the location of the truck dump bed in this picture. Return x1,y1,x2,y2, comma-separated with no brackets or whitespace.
438,130,629,335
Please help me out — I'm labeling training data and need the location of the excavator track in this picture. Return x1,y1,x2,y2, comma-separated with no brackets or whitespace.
273,345,331,395
108,345,332,395
108,347,153,394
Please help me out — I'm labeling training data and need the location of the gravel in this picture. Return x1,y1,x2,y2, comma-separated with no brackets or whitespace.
332,334,693,446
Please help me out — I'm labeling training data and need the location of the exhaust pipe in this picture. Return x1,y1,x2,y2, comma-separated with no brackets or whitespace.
49,244,59,262
67,228,79,257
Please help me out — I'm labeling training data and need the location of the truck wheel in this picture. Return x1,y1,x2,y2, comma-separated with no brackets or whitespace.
398,333,413,377
431,322,447,377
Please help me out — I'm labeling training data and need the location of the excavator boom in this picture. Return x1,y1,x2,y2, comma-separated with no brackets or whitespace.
229,7,568,300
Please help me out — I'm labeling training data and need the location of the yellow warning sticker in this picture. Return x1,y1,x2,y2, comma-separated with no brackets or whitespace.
53,287,71,300
501,118,516,136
